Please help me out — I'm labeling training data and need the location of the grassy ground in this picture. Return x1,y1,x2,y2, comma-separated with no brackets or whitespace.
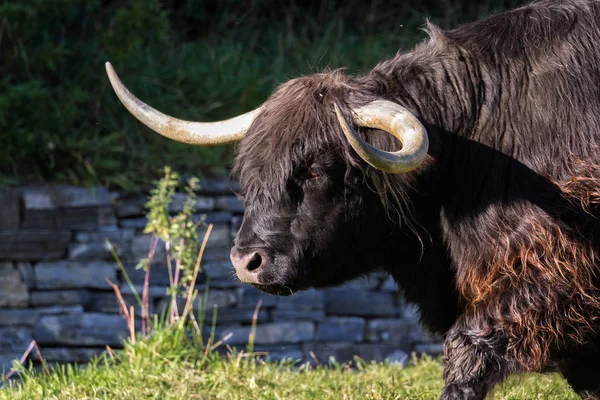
0,327,577,400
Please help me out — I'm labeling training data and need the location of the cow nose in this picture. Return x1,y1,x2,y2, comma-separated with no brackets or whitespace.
230,247,267,284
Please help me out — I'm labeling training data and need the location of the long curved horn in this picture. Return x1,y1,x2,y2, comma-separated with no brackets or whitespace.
105,62,261,145
334,100,428,173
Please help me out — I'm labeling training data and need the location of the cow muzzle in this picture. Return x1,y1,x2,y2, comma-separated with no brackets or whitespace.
230,247,269,284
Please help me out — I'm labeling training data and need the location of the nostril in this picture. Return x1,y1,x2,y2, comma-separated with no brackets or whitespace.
247,252,262,272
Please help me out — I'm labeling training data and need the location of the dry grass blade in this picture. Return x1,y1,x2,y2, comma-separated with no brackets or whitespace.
142,235,159,335
129,306,136,344
246,299,263,354
210,332,233,352
106,278,130,320
180,223,213,324
2,340,46,381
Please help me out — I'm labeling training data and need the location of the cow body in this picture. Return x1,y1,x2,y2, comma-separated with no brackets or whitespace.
107,0,600,398
233,1,600,398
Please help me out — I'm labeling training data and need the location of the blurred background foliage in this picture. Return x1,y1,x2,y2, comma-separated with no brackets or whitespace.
0,0,525,189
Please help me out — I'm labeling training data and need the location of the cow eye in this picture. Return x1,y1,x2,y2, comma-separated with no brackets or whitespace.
308,169,320,179
295,168,321,184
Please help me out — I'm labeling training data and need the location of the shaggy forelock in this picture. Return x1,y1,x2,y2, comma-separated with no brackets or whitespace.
232,71,362,205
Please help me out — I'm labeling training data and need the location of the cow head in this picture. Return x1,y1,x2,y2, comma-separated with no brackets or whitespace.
106,63,429,295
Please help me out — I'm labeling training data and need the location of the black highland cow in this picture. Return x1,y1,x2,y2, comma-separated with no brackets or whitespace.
106,1,600,398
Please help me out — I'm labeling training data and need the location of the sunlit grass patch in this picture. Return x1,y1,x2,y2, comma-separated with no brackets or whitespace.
0,330,577,400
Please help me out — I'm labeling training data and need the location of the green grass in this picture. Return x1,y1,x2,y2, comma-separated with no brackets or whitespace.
0,326,577,400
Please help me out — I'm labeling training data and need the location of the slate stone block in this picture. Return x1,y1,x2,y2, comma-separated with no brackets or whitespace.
0,188,20,230
271,309,325,322
0,306,83,327
129,234,166,262
217,322,314,346
325,289,397,317
198,224,231,248
33,313,128,346
120,263,172,286
73,228,134,244
199,246,231,262
210,308,268,325
65,207,107,229
414,343,444,355
365,318,425,347
119,217,148,229
115,191,217,217
276,289,325,310
0,309,41,326
168,193,215,213
194,212,232,225
98,224,120,233
20,210,56,229
17,262,35,289
118,284,168,298
98,207,117,226
0,262,29,308
197,289,238,309
0,230,71,260
34,261,117,290
22,185,111,210
208,278,244,289
37,305,84,315
203,261,235,280
22,210,55,230
317,317,366,342
239,286,278,308
22,208,106,230
68,241,124,261
30,290,92,307
215,196,244,213
0,327,33,352
196,178,240,195
89,292,155,317
116,195,146,218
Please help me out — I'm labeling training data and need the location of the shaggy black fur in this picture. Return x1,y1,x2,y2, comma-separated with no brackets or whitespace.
231,1,600,398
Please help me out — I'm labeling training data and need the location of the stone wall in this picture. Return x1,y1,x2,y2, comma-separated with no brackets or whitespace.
0,181,441,370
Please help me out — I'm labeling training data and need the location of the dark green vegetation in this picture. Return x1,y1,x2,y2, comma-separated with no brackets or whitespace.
1,0,525,189
0,326,578,400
